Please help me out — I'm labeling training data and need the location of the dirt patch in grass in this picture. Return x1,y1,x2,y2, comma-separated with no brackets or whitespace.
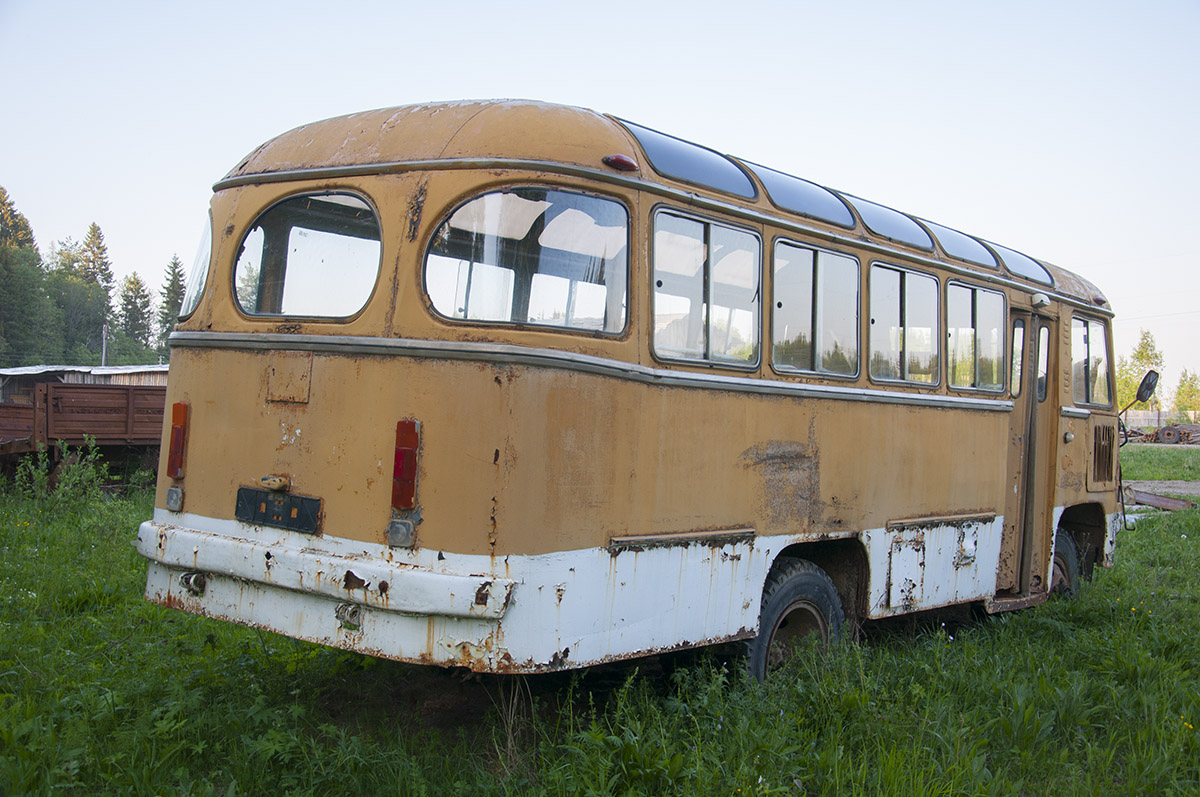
1125,480,1200,499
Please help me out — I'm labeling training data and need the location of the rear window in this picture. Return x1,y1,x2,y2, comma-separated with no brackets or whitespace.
234,193,381,318
424,188,628,334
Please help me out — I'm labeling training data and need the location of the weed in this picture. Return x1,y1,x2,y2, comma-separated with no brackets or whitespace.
1120,443,1200,481
1,471,1199,792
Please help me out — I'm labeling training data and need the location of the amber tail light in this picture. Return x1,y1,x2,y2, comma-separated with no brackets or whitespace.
166,402,189,479
392,419,420,510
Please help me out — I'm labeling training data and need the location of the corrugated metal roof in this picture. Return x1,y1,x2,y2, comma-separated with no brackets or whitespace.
0,364,169,377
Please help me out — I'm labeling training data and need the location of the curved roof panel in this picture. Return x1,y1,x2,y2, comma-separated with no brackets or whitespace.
921,220,997,268
620,121,756,199
746,163,855,228
841,195,933,250
221,99,1104,304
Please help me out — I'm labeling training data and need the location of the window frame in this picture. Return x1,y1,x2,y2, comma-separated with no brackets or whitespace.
1071,313,1114,408
944,280,1007,394
769,237,861,380
867,261,942,387
421,184,632,337
232,189,384,322
650,206,763,371
179,212,213,320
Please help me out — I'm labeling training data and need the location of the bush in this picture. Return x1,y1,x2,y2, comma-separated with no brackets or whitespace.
11,438,111,508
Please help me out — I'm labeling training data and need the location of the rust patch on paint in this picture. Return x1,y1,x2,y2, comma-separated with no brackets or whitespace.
406,181,428,242
740,426,820,528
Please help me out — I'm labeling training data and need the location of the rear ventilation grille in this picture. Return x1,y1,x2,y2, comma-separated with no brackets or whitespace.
1093,424,1116,483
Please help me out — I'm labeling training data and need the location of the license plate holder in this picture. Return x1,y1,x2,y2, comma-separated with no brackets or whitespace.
235,487,322,534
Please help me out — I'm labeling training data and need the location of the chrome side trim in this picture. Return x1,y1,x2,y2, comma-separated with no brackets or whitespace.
1061,406,1092,419
170,331,1014,412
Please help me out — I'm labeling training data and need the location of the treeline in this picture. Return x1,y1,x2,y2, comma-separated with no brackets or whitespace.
0,185,185,368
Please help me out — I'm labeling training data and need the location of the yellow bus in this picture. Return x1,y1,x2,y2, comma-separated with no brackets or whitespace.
137,100,1132,679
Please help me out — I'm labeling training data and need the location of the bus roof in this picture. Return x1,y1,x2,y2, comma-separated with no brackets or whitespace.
222,99,1109,310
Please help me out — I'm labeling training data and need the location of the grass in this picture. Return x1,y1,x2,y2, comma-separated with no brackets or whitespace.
1,446,1199,794
1120,443,1200,481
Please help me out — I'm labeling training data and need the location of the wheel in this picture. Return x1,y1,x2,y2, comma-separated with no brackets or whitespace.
746,558,845,681
1160,426,1181,444
1050,529,1081,597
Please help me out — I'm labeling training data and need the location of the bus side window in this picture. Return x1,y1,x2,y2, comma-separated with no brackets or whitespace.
773,242,859,376
868,264,939,384
947,283,1004,391
652,211,760,366
1071,316,1112,406
1011,319,1025,398
1037,324,1050,402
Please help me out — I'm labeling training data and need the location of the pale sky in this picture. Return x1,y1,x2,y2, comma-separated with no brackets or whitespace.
2,0,1197,395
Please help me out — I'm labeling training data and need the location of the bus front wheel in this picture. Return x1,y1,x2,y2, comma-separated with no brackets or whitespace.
1051,529,1081,597
747,558,845,681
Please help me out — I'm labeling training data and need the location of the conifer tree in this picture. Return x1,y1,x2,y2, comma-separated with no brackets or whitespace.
0,185,36,249
157,254,186,348
118,272,154,347
0,187,62,365
45,237,108,362
79,222,116,299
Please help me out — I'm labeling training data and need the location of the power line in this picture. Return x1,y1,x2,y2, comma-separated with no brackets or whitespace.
1114,309,1200,323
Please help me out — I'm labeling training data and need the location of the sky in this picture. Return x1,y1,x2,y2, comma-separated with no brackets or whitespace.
2,0,1197,395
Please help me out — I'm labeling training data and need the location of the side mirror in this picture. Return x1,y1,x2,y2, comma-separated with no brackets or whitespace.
1136,370,1159,404
1120,369,1160,434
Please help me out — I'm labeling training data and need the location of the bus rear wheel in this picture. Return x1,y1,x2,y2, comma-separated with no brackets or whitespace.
1051,529,1081,597
747,558,845,681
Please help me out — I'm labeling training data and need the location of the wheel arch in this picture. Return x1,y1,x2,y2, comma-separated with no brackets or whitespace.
1057,501,1107,577
771,538,868,626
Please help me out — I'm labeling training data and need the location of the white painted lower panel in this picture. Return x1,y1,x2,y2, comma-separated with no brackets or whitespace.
137,510,783,672
140,506,1082,670
861,515,1004,618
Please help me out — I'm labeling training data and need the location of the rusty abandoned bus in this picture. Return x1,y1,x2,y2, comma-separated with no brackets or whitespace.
138,100,1127,680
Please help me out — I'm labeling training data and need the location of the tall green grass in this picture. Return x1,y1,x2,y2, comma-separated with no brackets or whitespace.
2,447,1198,794
1120,443,1200,481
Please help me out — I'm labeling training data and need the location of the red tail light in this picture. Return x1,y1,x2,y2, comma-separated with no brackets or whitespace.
166,402,189,479
392,419,420,510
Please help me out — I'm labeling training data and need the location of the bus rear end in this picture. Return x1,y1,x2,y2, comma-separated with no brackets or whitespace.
138,178,531,669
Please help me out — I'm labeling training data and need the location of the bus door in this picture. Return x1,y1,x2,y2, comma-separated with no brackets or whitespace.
996,311,1055,601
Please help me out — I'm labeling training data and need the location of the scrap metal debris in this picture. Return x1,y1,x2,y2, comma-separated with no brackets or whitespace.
1129,423,1200,444
1122,486,1196,512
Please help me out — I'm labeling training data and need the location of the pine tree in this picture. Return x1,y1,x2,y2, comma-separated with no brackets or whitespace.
0,247,63,364
48,238,84,275
0,187,62,365
118,272,154,347
157,254,186,348
79,222,116,298
0,185,36,249
46,237,108,362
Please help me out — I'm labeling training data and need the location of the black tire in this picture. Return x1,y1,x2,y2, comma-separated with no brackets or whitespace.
746,558,845,681
1050,529,1081,597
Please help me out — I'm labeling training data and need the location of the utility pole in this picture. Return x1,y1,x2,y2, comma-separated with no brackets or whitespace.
101,320,108,366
